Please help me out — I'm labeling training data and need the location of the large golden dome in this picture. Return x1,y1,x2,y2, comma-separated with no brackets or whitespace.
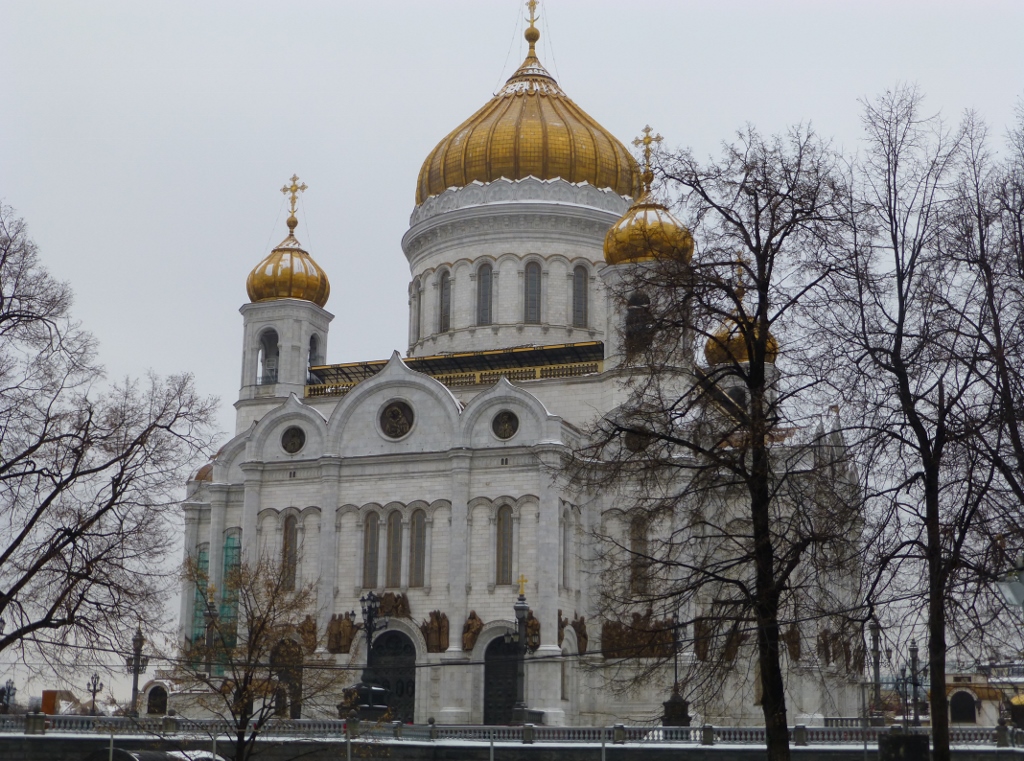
415,24,641,205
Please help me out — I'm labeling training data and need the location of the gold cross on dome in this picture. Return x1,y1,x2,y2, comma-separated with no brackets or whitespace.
517,574,528,596
632,125,663,173
280,174,308,216
526,0,539,29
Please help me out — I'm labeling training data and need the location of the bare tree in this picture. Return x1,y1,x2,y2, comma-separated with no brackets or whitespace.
572,126,861,761
822,88,1024,761
173,557,344,761
0,204,217,665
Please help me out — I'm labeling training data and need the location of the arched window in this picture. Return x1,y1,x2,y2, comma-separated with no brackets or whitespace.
438,271,452,332
477,264,493,325
220,532,242,647
562,513,571,588
412,278,422,341
524,262,541,324
950,691,977,723
385,511,403,588
258,330,279,384
572,266,588,328
409,509,427,587
146,685,168,715
190,543,210,646
625,292,653,358
308,335,320,367
496,505,513,585
363,514,379,588
282,515,298,591
629,514,649,595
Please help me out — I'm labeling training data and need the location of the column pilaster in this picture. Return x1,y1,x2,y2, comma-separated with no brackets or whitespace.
439,450,472,723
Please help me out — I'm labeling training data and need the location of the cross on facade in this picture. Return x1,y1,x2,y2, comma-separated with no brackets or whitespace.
281,174,308,215
517,573,528,596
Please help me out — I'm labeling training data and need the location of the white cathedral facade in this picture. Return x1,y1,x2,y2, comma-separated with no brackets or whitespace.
171,16,862,727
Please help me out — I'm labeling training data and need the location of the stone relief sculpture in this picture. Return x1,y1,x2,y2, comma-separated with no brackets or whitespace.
600,609,673,659
462,610,483,652
327,612,361,654
297,614,317,654
782,623,801,661
420,610,449,653
379,591,411,619
526,609,541,648
557,609,569,647
571,613,588,654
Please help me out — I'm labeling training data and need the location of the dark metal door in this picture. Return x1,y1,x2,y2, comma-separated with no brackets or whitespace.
371,631,416,722
484,637,518,725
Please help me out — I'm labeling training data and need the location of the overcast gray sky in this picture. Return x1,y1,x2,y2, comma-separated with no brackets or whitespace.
3,0,1022,439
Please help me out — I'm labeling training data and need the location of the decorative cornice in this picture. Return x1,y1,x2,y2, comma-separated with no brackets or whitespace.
404,207,617,262
409,176,630,227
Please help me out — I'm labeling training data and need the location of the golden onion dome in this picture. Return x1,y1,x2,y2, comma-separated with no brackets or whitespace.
415,22,641,205
603,198,694,265
246,176,330,308
704,317,779,366
603,126,693,265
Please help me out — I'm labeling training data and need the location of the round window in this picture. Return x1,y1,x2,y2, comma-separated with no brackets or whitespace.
380,401,415,439
624,430,652,453
492,410,520,440
281,426,306,454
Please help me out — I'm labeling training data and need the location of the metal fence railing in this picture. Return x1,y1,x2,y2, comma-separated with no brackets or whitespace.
0,714,1014,747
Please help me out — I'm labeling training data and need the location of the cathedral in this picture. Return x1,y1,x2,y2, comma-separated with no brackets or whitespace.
172,7,862,727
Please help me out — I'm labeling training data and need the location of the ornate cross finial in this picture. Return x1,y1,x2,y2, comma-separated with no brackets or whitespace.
281,174,308,216
526,0,539,29
632,125,663,193
517,574,528,596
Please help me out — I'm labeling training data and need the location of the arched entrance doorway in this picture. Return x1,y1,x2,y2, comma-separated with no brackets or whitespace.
950,691,977,723
371,630,416,722
270,639,303,719
484,637,518,725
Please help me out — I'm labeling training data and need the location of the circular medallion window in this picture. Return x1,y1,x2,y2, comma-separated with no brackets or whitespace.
492,410,520,440
624,430,652,453
281,426,306,454
380,401,415,439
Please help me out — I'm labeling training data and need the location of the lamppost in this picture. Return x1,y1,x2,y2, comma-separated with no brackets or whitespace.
869,620,882,717
86,673,103,716
909,639,921,727
350,591,389,719
662,610,691,727
125,627,149,718
0,679,15,715
503,575,538,724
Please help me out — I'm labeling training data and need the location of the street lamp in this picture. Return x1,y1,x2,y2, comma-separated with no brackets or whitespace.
348,591,390,719
0,679,15,715
125,627,149,718
909,639,921,727
662,610,691,727
503,575,537,724
869,620,882,717
86,673,104,716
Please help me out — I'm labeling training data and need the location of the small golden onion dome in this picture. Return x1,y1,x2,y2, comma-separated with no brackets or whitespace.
704,317,779,366
192,462,214,482
603,198,694,265
415,23,641,205
246,213,330,308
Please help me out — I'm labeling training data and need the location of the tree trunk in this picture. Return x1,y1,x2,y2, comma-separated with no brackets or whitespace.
751,397,791,761
926,467,950,761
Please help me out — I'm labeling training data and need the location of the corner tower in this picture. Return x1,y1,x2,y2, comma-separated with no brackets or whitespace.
238,176,333,426
403,8,642,357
